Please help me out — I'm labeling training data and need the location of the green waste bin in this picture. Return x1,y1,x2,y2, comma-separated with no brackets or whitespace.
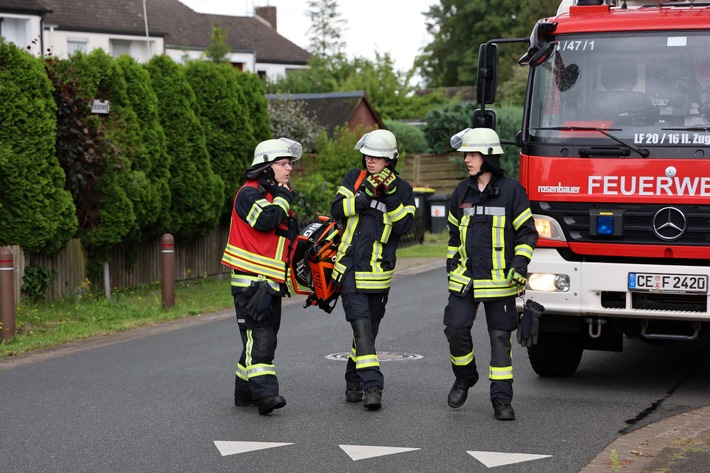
428,194,449,233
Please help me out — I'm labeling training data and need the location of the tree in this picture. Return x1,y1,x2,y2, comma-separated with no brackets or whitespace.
204,24,231,63
47,49,141,265
267,99,323,152
306,0,347,57
145,55,223,242
116,55,171,241
185,61,249,219
0,40,76,254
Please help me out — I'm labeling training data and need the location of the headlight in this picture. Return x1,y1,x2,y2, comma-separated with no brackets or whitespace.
529,273,570,292
533,214,566,241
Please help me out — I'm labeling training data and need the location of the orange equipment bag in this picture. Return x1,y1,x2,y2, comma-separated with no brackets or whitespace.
290,216,343,313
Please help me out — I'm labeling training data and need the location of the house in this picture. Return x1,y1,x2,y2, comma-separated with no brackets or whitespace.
266,91,386,138
0,0,310,80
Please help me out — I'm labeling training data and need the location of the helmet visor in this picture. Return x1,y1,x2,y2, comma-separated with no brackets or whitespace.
278,137,303,161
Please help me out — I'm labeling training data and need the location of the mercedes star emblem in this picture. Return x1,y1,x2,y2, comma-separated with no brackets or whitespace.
652,207,687,241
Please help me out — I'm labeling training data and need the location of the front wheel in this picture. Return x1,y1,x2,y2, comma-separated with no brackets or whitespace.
527,331,584,377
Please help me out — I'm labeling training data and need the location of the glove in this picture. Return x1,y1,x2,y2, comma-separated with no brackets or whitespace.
517,299,544,347
365,174,384,197
507,267,528,288
274,184,296,204
378,168,397,195
245,281,276,322
354,191,369,212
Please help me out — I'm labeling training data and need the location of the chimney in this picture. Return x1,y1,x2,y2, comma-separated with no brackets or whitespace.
255,6,277,30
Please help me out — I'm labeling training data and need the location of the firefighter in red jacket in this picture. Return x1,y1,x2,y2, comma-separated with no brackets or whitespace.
443,128,538,421
221,138,300,415
330,129,416,410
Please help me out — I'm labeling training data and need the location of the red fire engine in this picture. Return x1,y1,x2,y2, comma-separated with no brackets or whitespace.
477,0,710,376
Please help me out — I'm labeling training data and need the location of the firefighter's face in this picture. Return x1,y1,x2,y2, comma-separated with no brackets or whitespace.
365,155,387,174
270,158,292,185
464,152,484,176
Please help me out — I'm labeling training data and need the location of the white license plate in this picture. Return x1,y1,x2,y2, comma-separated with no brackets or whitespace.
628,272,708,294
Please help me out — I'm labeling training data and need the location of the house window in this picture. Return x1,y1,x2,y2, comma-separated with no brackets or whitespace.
67,37,88,54
110,39,131,58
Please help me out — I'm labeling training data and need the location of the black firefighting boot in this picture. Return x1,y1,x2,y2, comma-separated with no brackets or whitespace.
256,395,286,415
346,382,363,402
492,398,515,421
363,387,382,410
448,372,479,408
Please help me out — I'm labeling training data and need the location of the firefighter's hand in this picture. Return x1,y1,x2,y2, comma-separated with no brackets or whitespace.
507,267,528,288
354,191,369,212
365,174,384,197
245,281,275,322
274,184,296,203
378,168,397,195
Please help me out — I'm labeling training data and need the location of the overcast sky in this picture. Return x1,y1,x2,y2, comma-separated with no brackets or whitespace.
178,0,437,76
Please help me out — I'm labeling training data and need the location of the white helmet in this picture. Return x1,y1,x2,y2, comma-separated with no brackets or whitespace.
450,128,504,155
354,129,399,160
251,137,302,167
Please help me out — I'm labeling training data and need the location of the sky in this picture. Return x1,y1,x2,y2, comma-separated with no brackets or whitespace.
178,0,437,74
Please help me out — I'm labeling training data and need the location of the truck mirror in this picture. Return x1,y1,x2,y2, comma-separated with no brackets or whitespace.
519,21,558,67
477,43,498,104
473,108,497,129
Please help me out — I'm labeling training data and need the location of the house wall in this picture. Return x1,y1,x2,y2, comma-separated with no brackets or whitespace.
348,102,380,131
165,46,256,72
43,28,164,62
0,13,42,51
257,63,308,82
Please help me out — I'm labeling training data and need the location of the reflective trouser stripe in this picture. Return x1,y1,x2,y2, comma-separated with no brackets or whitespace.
489,365,513,380
351,351,380,369
242,329,276,379
451,349,474,366
236,363,248,381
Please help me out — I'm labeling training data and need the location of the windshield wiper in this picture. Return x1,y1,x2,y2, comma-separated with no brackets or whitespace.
661,126,710,132
534,126,650,158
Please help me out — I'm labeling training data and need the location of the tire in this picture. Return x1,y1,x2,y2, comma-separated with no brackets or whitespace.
527,331,584,377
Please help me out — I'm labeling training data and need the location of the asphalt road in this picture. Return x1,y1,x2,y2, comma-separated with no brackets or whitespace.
1,267,708,472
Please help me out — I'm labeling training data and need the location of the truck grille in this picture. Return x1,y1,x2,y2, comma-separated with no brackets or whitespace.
535,202,710,245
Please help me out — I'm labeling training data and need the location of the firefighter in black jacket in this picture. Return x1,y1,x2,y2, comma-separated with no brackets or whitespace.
443,128,538,421
330,129,416,410
221,138,300,415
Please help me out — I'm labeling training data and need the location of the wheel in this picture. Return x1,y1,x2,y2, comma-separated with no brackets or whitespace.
527,331,584,377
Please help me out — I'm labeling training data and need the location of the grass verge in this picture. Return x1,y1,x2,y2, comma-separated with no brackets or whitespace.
0,232,448,358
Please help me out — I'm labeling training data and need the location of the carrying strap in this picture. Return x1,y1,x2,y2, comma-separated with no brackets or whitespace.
354,170,367,192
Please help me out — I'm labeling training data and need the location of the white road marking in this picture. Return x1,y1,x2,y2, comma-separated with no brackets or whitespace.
213,441,293,457
467,450,552,468
339,444,420,461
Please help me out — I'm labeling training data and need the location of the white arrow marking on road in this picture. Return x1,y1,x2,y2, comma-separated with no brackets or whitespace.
467,450,552,468
214,441,293,456
340,444,420,461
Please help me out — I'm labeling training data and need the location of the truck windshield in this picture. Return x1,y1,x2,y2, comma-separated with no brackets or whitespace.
528,31,710,152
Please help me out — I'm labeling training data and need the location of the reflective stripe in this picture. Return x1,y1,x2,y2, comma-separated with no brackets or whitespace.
236,363,248,381
513,208,533,230
353,353,380,369
223,244,285,281
370,200,387,212
247,363,276,378
355,270,393,290
273,195,290,214
451,349,474,366
491,215,505,273
462,205,506,216
515,243,534,260
448,211,459,226
246,198,270,226
489,365,513,380
231,273,280,291
337,185,358,217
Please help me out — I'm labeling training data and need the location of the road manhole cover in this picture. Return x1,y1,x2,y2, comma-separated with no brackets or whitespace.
325,351,423,361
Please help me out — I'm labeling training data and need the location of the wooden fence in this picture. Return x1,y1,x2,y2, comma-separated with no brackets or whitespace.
399,153,466,196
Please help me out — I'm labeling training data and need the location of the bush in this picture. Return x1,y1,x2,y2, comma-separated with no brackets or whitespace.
424,102,476,154
21,264,57,302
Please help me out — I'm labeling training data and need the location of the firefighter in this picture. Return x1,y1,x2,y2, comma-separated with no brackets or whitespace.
443,128,538,421
330,129,416,410
221,137,301,415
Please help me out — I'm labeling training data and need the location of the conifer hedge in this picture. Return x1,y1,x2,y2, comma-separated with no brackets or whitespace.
0,38,77,254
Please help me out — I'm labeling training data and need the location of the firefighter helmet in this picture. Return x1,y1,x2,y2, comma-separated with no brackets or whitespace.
451,128,504,175
354,130,399,160
251,137,302,167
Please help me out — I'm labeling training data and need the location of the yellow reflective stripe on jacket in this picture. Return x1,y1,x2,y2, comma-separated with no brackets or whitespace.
370,239,384,270
447,247,457,259
448,209,459,227
512,208,533,230
491,215,505,272
451,349,474,366
246,198,270,226
336,185,358,217
355,270,393,290
386,202,414,223
273,195,290,214
515,243,534,260
489,365,513,380
223,244,285,280
472,280,520,298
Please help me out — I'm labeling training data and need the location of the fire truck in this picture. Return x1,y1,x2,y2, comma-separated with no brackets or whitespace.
476,0,710,376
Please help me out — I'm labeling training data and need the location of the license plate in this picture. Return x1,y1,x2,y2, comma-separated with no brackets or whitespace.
628,272,708,294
